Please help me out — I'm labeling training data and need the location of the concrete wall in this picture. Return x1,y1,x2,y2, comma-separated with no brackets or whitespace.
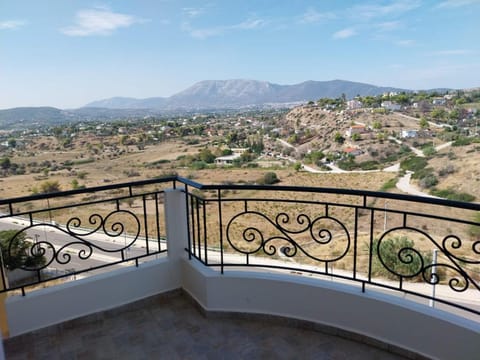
182,259,480,360
6,258,180,336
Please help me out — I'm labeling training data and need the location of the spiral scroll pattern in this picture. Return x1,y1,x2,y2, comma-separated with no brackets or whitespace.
6,210,141,272
377,227,476,293
226,210,350,262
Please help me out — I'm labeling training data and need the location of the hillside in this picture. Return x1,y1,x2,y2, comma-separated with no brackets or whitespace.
0,107,74,129
280,103,480,201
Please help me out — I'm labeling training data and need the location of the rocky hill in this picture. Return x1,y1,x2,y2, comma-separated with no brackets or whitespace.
85,79,408,110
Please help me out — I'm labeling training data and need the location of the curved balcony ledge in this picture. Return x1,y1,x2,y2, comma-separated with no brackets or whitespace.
182,257,480,360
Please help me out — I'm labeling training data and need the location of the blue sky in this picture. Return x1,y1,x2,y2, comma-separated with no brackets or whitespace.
1,0,479,109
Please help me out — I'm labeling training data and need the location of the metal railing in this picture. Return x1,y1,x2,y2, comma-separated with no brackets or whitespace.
0,177,176,295
182,178,480,317
1,175,479,318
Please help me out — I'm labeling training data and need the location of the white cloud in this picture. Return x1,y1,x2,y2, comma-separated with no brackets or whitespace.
436,0,480,8
299,8,336,24
427,49,476,56
396,39,416,47
333,28,357,39
181,20,223,39
389,64,405,69
182,7,204,18
61,8,147,36
0,20,26,30
232,18,267,30
375,21,401,32
183,17,267,39
350,0,421,19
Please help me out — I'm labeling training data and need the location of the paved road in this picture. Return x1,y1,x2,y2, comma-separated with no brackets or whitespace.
276,138,295,149
0,218,155,273
395,112,444,129
395,171,439,198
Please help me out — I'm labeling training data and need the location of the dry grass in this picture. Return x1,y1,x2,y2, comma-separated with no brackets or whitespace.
2,136,479,288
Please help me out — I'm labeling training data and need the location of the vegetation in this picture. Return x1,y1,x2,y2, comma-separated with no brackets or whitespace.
400,156,428,172
430,188,475,202
0,230,46,270
380,177,398,191
469,212,480,239
370,236,432,281
257,172,280,185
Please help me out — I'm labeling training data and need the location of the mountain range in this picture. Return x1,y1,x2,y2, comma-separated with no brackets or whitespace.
0,79,450,129
85,79,407,110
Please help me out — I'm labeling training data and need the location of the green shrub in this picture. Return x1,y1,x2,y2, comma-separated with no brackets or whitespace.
258,172,280,185
418,174,438,189
430,188,476,202
370,236,432,281
380,177,397,191
359,160,380,170
400,156,428,172
422,146,436,157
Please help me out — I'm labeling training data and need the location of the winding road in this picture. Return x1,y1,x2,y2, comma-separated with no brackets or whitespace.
276,137,454,198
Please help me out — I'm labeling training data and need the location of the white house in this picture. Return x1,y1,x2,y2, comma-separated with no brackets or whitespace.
432,98,446,106
381,101,401,111
346,100,363,110
214,154,241,166
345,125,366,137
401,129,418,138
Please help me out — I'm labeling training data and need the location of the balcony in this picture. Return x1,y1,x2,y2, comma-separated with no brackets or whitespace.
0,176,479,359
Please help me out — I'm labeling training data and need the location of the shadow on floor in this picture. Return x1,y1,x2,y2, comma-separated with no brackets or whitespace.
4,290,412,360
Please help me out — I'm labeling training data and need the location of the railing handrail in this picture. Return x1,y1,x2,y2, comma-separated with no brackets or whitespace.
0,176,177,206
1,175,479,212
176,176,480,211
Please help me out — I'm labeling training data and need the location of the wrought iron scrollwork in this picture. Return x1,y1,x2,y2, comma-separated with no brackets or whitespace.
226,211,350,262
6,210,141,272
377,227,479,293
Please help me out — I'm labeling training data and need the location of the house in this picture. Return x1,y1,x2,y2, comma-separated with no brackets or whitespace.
346,100,363,110
412,101,431,112
345,125,366,137
381,101,401,111
432,98,446,106
343,147,363,156
401,129,418,138
214,153,241,166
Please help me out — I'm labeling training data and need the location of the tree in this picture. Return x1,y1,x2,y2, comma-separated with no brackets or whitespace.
0,157,11,170
431,108,447,120
258,172,280,185
370,236,432,281
198,148,215,164
351,133,361,141
419,117,429,129
448,109,460,121
372,121,382,130
0,230,46,270
71,179,80,189
39,180,61,194
334,132,345,144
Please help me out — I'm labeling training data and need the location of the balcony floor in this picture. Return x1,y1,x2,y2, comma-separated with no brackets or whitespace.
4,290,412,360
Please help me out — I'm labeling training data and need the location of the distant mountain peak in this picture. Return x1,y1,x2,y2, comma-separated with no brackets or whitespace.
84,79,409,110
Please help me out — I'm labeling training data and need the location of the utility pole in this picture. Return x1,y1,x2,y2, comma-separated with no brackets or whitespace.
384,200,388,232
429,249,438,307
